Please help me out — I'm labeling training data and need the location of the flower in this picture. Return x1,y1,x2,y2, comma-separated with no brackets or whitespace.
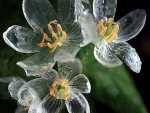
16,60,91,113
0,77,41,113
76,0,146,73
3,0,83,75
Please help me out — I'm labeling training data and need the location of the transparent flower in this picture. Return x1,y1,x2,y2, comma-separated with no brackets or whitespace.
17,60,91,113
3,0,83,76
76,0,146,73
0,77,41,113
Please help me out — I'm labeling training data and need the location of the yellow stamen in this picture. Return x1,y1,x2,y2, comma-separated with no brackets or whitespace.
64,94,70,100
105,18,114,25
62,31,67,39
52,81,57,88
100,26,107,36
56,24,63,33
65,87,71,94
57,41,63,46
96,19,104,30
55,91,60,99
112,23,119,33
48,24,55,35
105,33,117,43
23,106,30,111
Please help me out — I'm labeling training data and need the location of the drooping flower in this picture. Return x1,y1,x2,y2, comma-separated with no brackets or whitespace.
0,77,41,113
76,0,146,73
3,0,83,76
16,60,91,113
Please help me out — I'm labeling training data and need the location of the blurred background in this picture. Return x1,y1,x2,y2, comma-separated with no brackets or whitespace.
0,0,150,113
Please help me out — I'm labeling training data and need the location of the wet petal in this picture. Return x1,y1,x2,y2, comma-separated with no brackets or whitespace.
23,0,56,30
3,25,42,53
17,48,55,75
37,94,62,113
109,42,142,73
41,69,58,81
57,0,75,25
57,59,82,80
18,78,48,106
74,0,91,22
94,39,122,67
0,77,24,83
115,9,146,43
66,91,90,113
69,74,91,93
93,0,117,21
78,11,98,46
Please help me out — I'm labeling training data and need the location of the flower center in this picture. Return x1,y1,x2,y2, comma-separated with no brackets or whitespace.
47,76,70,100
96,18,119,43
37,20,67,52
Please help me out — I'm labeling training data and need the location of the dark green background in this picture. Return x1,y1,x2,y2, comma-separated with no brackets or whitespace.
0,0,150,113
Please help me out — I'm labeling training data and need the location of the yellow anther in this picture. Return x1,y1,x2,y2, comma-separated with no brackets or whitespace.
105,33,117,43
64,94,70,100
52,33,59,42
60,79,69,86
100,26,107,36
62,31,67,39
52,81,57,88
47,83,54,95
112,24,119,33
36,42,47,47
50,44,57,52
65,87,71,94
56,24,63,33
105,18,114,25
47,42,55,49
57,41,63,46
49,20,57,25
96,19,104,30
48,24,55,35
40,29,51,41
55,91,60,99
23,106,30,111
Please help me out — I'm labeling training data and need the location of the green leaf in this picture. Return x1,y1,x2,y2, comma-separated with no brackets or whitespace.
77,44,148,113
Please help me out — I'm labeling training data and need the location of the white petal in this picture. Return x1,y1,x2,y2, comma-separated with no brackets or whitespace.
0,77,24,83
37,94,62,113
109,42,142,73
78,11,98,46
93,0,117,21
74,0,91,22
41,69,58,81
115,9,146,43
66,91,90,113
23,0,56,30
94,39,122,67
17,48,55,75
57,59,82,80
3,25,42,53
69,74,91,93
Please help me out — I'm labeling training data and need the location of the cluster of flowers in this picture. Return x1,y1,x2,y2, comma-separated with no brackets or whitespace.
0,0,146,113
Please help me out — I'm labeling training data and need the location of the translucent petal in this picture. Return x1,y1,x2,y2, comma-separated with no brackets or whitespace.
74,0,91,22
115,9,146,43
15,106,27,113
18,86,41,107
0,77,24,83
3,25,42,53
78,12,98,46
66,91,90,113
57,59,82,80
57,0,75,25
17,48,55,75
109,42,142,73
18,78,49,106
41,69,58,81
37,94,62,113
69,74,91,93
8,80,26,100
23,0,56,30
93,0,117,21
94,39,122,67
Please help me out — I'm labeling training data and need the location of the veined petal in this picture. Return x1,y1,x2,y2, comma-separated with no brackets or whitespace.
57,59,82,80
3,25,42,53
115,9,146,43
78,11,98,46
109,42,142,73
69,74,91,93
94,39,122,67
74,0,91,22
93,0,117,21
57,0,75,25
17,48,55,75
8,80,26,100
18,78,48,106
37,94,62,113
66,91,90,113
23,0,56,30
41,69,58,81
0,77,24,83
